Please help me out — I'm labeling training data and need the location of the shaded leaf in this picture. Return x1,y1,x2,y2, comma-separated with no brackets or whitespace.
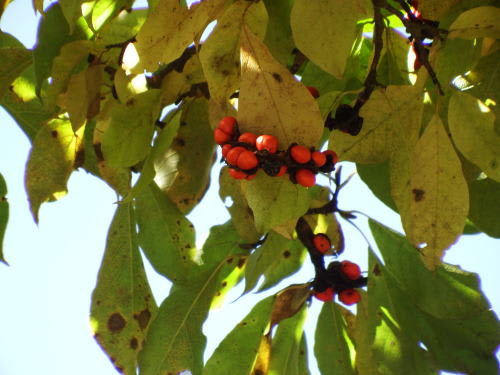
90,203,157,375
0,46,32,100
0,173,8,264
245,173,310,233
239,24,324,147
263,0,295,66
469,178,500,238
448,6,500,39
96,160,131,196
135,183,197,283
25,119,83,222
204,296,274,375
449,92,500,182
95,7,147,46
59,0,85,33
357,161,397,212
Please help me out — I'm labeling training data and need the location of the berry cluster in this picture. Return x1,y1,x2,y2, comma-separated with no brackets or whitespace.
309,232,367,306
214,116,338,187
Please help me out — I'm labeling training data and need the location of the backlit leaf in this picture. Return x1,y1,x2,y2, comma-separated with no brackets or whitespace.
291,0,368,79
357,161,397,212
468,178,500,238
25,119,83,222
449,92,500,182
448,6,500,39
59,0,85,33
0,173,8,264
251,334,272,375
92,0,134,31
90,203,157,375
239,24,324,147
0,46,32,100
270,284,310,327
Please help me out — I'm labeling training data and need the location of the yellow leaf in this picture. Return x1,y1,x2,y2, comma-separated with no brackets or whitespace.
251,335,272,375
239,24,324,146
418,0,461,20
25,119,83,222
32,0,43,14
402,115,469,269
330,86,423,163
448,6,500,40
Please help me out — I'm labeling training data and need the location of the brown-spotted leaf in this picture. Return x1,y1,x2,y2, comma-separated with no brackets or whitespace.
403,115,469,269
25,119,83,222
239,24,323,147
251,334,272,375
90,203,157,375
270,283,311,328
0,46,32,100
448,6,500,40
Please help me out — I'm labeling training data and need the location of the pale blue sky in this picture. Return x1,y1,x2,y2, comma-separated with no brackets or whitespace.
0,2,498,375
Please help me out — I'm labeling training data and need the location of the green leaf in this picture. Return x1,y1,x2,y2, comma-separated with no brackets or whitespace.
95,8,147,46
154,98,215,214
290,0,369,79
0,173,8,264
469,178,500,238
0,46,32,100
356,161,397,212
101,89,161,167
59,0,85,33
263,0,295,66
314,302,355,375
90,203,157,375
377,29,411,86
448,6,500,39
330,85,423,163
449,92,500,182
204,296,274,375
135,183,197,283
245,173,310,233
269,306,308,375
92,0,134,30
239,24,324,147
25,119,83,222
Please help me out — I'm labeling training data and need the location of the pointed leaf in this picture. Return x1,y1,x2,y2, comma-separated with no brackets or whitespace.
270,284,310,327
239,24,323,146
59,0,85,33
449,92,500,182
90,203,157,375
251,334,272,375
263,0,295,66
0,173,8,264
357,161,397,212
448,6,500,39
469,178,500,238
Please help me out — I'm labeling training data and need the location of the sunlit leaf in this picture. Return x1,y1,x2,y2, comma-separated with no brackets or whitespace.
92,0,134,31
251,334,272,375
95,7,147,46
59,0,85,33
468,178,500,238
25,118,83,222
270,284,310,327
448,6,500,39
0,46,32,100
239,24,324,147
0,173,8,264
90,203,157,375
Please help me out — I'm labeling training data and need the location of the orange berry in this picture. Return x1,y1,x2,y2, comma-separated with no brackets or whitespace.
306,86,320,98
341,261,361,280
295,169,315,187
276,165,287,177
314,288,334,302
226,146,246,166
256,134,279,154
290,145,311,164
312,233,331,254
218,116,237,135
237,150,258,170
238,132,257,146
214,128,231,145
229,168,247,180
338,289,361,305
221,144,232,158
311,151,326,167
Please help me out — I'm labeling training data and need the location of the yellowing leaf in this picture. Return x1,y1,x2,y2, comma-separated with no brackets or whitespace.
0,47,32,100
418,0,461,20
448,6,500,40
402,115,469,269
290,0,368,79
449,92,500,182
133,0,225,73
239,24,323,146
251,335,272,375
330,86,423,163
25,119,82,222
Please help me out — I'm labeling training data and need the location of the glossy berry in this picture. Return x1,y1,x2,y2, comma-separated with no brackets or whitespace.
306,86,320,99
229,168,247,180
237,150,258,170
295,168,315,187
290,145,311,164
218,116,237,135
341,261,361,280
221,144,232,158
238,132,257,146
276,165,287,177
338,289,361,305
311,151,326,167
314,288,334,302
214,128,231,145
312,233,331,254
323,150,338,165
226,146,246,166
256,134,279,154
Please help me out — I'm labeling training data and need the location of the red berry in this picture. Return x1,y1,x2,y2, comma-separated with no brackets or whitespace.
246,173,257,181
323,150,338,165
290,145,311,164
238,132,257,146
237,150,258,170
229,168,247,180
306,86,320,99
256,134,279,154
214,128,231,145
341,261,361,280
314,288,334,302
226,146,246,165
276,165,287,177
218,116,237,135
338,289,361,305
311,151,326,167
221,144,232,158
295,169,315,187
312,233,331,254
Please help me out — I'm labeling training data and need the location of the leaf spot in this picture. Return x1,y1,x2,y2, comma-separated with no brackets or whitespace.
107,313,126,333
133,309,151,330
283,250,291,258
51,130,58,138
272,73,282,82
130,337,138,350
412,188,425,202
